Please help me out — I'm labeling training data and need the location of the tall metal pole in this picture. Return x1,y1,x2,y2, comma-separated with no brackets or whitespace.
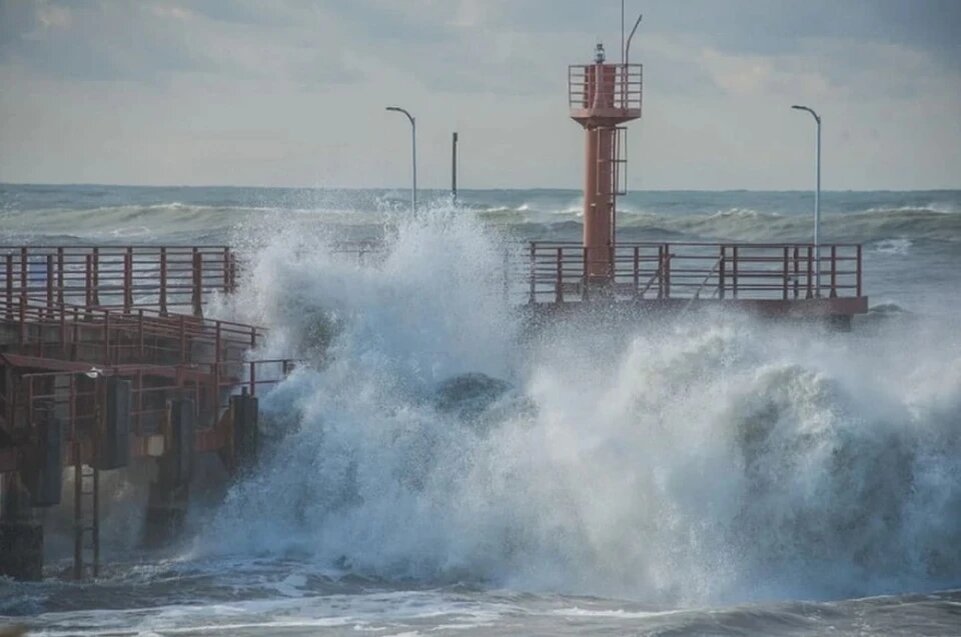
451,132,458,203
792,104,821,297
386,106,417,213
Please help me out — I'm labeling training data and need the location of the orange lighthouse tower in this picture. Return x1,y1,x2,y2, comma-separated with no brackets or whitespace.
569,42,642,283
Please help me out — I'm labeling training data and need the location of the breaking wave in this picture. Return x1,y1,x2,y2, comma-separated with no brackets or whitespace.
199,207,961,606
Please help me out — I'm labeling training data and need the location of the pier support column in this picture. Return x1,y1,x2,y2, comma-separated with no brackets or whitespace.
0,474,43,581
143,399,193,548
231,390,259,473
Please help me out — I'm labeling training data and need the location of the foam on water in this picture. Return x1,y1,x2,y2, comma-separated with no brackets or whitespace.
197,205,961,607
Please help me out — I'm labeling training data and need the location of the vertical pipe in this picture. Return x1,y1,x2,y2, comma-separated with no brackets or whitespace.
249,362,256,397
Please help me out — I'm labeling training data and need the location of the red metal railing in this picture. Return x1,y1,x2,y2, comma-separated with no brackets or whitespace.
0,245,237,316
569,63,643,112
527,241,863,304
1,295,264,366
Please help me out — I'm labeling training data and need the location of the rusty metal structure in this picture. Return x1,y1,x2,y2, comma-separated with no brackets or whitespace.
569,44,642,283
561,33,866,320
0,245,293,580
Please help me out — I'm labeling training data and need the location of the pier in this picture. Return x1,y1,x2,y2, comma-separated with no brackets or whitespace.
0,245,291,579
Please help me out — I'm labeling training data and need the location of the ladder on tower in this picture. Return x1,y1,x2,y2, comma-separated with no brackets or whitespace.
73,456,100,580
596,126,630,277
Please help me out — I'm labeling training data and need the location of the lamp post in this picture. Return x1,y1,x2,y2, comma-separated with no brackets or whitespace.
386,106,417,213
791,104,821,297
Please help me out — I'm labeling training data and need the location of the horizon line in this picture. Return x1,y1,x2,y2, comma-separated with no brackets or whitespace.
3,181,960,194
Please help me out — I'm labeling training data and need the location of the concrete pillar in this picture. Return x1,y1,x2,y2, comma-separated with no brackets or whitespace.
0,474,43,581
143,398,193,548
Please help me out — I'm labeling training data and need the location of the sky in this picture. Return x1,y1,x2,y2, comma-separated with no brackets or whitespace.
1,0,960,190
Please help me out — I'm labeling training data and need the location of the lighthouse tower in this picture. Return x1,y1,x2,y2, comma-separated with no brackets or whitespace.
569,43,642,283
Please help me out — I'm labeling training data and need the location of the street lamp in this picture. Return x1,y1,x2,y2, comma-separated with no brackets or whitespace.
792,104,821,297
386,106,417,213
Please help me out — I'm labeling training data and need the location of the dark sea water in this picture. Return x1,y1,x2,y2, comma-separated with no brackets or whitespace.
1,184,960,635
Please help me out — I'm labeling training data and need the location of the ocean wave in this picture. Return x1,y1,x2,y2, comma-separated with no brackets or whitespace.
199,213,961,606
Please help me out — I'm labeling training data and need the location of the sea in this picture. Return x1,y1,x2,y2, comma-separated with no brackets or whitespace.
1,183,960,636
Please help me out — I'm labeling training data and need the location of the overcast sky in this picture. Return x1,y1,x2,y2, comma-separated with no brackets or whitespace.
1,0,959,190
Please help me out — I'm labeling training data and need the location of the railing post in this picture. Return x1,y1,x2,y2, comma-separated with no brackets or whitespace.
46,254,54,312
5,254,13,320
57,247,64,305
582,246,589,302
103,309,111,364
123,247,133,313
91,247,100,307
19,247,28,300
663,244,671,299
528,242,536,304
632,246,639,298
249,361,256,397
179,314,187,363
555,247,564,304
18,294,26,346
830,245,838,298
192,250,203,318
719,246,726,300
608,243,615,283
793,246,800,299
856,245,863,297
60,302,67,358
806,246,814,299
782,246,789,300
84,254,93,308
656,245,663,298
222,247,231,294
732,246,739,299
138,309,145,358
159,247,168,315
